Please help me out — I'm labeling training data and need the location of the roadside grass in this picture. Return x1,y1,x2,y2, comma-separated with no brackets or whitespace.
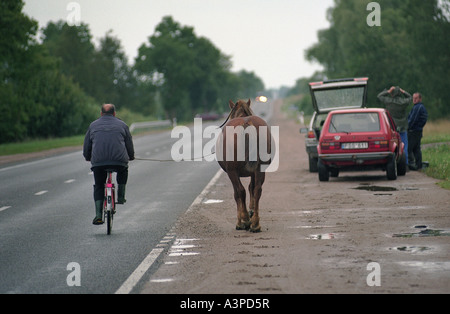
0,109,157,156
421,119,450,190
0,135,85,156
422,143,450,190
422,119,450,144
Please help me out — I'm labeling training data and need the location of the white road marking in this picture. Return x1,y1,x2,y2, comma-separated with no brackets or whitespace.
64,179,76,183
114,169,222,294
34,190,48,196
115,248,164,294
150,278,174,283
0,206,11,212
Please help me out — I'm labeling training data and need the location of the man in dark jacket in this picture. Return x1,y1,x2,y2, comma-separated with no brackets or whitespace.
83,104,135,225
408,93,428,170
377,86,412,165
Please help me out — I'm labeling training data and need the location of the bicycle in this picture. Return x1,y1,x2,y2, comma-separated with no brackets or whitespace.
103,169,116,235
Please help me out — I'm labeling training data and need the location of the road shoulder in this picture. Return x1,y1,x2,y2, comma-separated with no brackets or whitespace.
141,100,450,294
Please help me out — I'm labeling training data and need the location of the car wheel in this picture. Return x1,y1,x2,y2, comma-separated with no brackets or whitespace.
318,159,330,182
397,153,407,176
330,168,339,177
309,156,318,172
386,154,398,180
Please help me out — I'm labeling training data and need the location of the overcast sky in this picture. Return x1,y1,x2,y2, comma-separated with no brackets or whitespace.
23,0,334,89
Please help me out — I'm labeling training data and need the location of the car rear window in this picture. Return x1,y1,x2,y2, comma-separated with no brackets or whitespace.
314,86,366,112
329,112,380,133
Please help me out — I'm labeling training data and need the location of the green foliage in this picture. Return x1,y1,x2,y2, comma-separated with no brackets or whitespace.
305,0,450,119
135,16,265,121
1,4,265,144
422,144,450,190
0,0,97,143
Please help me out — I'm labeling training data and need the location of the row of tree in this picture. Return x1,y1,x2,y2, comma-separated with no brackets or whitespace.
289,0,450,120
0,1,264,143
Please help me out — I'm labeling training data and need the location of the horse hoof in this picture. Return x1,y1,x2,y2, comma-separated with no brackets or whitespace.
236,222,250,230
250,226,261,233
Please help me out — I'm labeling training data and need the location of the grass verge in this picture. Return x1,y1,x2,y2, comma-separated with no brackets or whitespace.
0,136,84,156
422,144,450,190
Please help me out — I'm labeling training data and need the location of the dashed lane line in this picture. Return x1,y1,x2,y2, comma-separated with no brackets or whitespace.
0,206,11,212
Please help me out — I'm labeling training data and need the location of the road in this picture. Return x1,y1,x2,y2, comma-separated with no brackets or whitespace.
0,98,273,294
0,123,221,293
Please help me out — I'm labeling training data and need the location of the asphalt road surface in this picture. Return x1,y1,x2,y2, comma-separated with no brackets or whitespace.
0,99,272,294
0,123,221,293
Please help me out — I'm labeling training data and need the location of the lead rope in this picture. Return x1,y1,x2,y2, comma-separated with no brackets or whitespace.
134,109,234,162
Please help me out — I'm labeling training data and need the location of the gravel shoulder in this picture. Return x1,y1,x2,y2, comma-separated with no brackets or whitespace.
141,99,450,294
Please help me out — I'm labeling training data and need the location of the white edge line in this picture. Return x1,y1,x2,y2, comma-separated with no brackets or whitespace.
115,247,164,294
114,169,223,294
186,169,223,213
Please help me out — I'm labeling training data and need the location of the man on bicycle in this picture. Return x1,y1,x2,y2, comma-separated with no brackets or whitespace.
83,104,135,225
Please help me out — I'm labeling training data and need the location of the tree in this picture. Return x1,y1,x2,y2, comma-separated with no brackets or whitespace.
0,1,97,143
42,21,98,98
93,30,138,110
0,0,39,141
135,16,241,121
305,0,450,118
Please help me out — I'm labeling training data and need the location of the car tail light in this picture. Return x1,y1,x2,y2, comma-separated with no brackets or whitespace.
369,140,389,149
321,142,341,150
307,131,316,139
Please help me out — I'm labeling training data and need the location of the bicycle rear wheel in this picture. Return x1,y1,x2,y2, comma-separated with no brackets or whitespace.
106,192,114,235
106,210,113,235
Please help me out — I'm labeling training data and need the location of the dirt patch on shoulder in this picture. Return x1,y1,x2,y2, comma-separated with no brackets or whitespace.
141,100,450,294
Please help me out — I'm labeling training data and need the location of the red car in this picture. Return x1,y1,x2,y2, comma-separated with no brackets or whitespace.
317,108,407,181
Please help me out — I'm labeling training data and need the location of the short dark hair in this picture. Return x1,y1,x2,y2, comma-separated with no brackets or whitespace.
101,104,115,115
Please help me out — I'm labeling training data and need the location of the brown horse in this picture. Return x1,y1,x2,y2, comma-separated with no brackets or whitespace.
217,99,272,232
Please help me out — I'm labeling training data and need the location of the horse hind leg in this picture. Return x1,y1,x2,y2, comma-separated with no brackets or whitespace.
248,174,255,218
227,172,250,230
249,171,265,233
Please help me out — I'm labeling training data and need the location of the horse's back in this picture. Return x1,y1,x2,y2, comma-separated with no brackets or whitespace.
218,115,271,176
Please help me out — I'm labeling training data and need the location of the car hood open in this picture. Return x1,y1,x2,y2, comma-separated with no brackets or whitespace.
309,78,369,114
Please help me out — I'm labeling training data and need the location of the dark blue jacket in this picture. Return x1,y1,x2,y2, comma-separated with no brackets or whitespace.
83,115,135,167
408,102,428,132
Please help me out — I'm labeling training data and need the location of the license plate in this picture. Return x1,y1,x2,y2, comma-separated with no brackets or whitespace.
342,142,368,149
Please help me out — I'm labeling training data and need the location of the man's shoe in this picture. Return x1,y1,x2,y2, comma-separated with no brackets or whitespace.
92,200,104,225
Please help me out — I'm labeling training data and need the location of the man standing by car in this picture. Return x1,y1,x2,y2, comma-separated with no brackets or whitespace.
83,104,135,225
377,86,412,165
408,93,428,170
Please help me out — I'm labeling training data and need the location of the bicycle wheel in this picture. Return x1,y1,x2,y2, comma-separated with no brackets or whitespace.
106,210,113,235
106,189,115,235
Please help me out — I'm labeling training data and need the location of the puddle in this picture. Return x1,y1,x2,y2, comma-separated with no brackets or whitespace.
289,225,333,229
390,246,433,253
354,185,398,192
392,228,450,238
397,261,450,272
306,233,336,240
